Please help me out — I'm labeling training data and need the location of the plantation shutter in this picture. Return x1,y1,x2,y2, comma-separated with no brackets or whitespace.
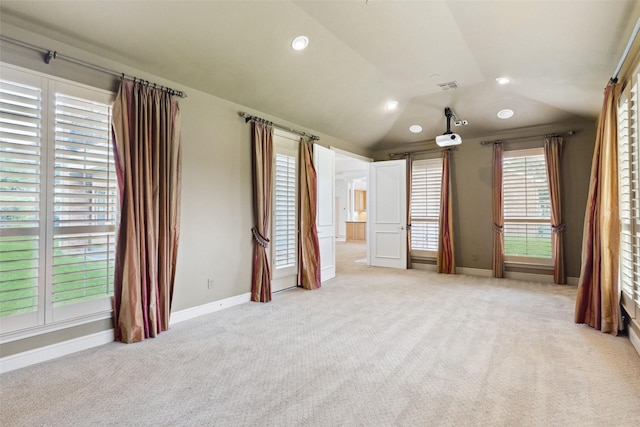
410,157,442,254
0,73,44,325
632,80,640,318
52,91,116,315
619,79,640,319
273,152,296,270
503,149,552,260
1,64,116,333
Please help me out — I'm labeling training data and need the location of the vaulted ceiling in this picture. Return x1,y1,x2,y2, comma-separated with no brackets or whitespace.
1,1,639,151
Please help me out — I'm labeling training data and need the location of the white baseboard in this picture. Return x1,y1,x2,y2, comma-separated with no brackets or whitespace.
455,267,578,285
411,263,436,272
566,276,579,285
0,329,114,374
505,270,554,283
457,267,493,277
0,293,251,374
630,322,640,357
170,292,251,325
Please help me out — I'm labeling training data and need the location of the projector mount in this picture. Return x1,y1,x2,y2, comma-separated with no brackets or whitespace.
436,107,463,147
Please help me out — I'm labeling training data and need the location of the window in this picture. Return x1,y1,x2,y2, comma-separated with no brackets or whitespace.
271,130,298,290
274,152,296,270
503,148,552,264
410,157,442,257
618,73,640,321
0,64,116,335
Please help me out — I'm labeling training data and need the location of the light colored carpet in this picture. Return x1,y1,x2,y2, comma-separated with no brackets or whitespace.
1,241,639,426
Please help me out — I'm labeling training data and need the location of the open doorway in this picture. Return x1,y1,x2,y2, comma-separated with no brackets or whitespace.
333,149,370,267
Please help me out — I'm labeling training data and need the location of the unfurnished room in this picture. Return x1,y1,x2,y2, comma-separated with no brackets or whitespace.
0,1,639,426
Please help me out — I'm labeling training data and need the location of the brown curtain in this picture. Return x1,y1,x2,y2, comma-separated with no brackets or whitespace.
251,122,274,302
544,136,566,284
492,142,504,278
575,83,621,335
405,154,413,269
298,139,321,289
111,80,182,343
437,150,455,274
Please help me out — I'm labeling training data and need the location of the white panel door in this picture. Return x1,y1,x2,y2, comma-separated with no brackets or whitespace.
369,160,407,269
314,144,336,282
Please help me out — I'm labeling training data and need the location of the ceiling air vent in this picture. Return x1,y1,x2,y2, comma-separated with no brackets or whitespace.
436,81,459,91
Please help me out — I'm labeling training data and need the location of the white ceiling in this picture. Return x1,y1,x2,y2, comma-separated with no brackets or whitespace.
1,1,639,151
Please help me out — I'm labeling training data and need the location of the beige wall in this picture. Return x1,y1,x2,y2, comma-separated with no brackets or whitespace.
0,23,597,358
0,25,369,357
374,120,596,279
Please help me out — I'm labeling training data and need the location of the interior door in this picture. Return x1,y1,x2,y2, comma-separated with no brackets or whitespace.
369,160,407,269
314,144,336,282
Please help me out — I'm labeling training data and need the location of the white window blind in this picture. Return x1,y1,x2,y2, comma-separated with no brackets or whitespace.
52,93,116,308
410,157,442,255
503,148,552,262
273,152,296,270
0,74,43,322
0,64,115,334
618,77,640,320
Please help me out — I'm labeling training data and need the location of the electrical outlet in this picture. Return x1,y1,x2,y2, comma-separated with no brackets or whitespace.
207,278,214,289
472,253,478,262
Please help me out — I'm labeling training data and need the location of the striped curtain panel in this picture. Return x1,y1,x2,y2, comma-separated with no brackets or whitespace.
492,143,505,278
251,122,274,302
575,83,621,335
111,80,182,343
544,136,566,284
437,150,455,273
298,139,321,290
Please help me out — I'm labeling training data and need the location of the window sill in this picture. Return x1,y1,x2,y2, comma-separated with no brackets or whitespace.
0,310,113,344
504,259,553,270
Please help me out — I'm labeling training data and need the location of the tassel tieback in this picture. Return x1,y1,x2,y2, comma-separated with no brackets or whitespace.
252,227,270,248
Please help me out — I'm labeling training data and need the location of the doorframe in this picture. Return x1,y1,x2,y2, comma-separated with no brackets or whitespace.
330,147,372,265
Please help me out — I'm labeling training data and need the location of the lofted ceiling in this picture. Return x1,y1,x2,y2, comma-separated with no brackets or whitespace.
0,1,639,151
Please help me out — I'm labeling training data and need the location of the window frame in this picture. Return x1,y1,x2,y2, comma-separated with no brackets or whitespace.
0,63,116,338
409,156,442,259
271,129,299,288
502,147,553,267
618,70,640,321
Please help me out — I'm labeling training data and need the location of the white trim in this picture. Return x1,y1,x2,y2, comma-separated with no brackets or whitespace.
169,292,251,325
1,311,113,344
457,267,493,277
1,293,251,373
567,276,579,286
505,271,554,283
329,146,372,163
455,267,579,285
0,329,114,374
629,323,640,357
411,263,436,272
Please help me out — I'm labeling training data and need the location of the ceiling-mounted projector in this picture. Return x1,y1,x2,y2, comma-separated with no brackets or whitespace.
436,107,463,147
436,133,462,147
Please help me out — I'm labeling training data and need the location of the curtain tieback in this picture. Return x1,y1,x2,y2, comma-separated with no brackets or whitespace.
552,222,566,233
252,227,270,248
493,223,503,233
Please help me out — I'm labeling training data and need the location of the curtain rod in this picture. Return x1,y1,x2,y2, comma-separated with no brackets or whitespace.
238,112,319,141
480,130,575,145
0,35,187,98
388,146,453,158
611,16,640,83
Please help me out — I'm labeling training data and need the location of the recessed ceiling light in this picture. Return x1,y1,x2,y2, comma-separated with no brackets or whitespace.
386,100,399,110
409,125,423,133
495,77,510,85
291,36,309,51
497,109,514,119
